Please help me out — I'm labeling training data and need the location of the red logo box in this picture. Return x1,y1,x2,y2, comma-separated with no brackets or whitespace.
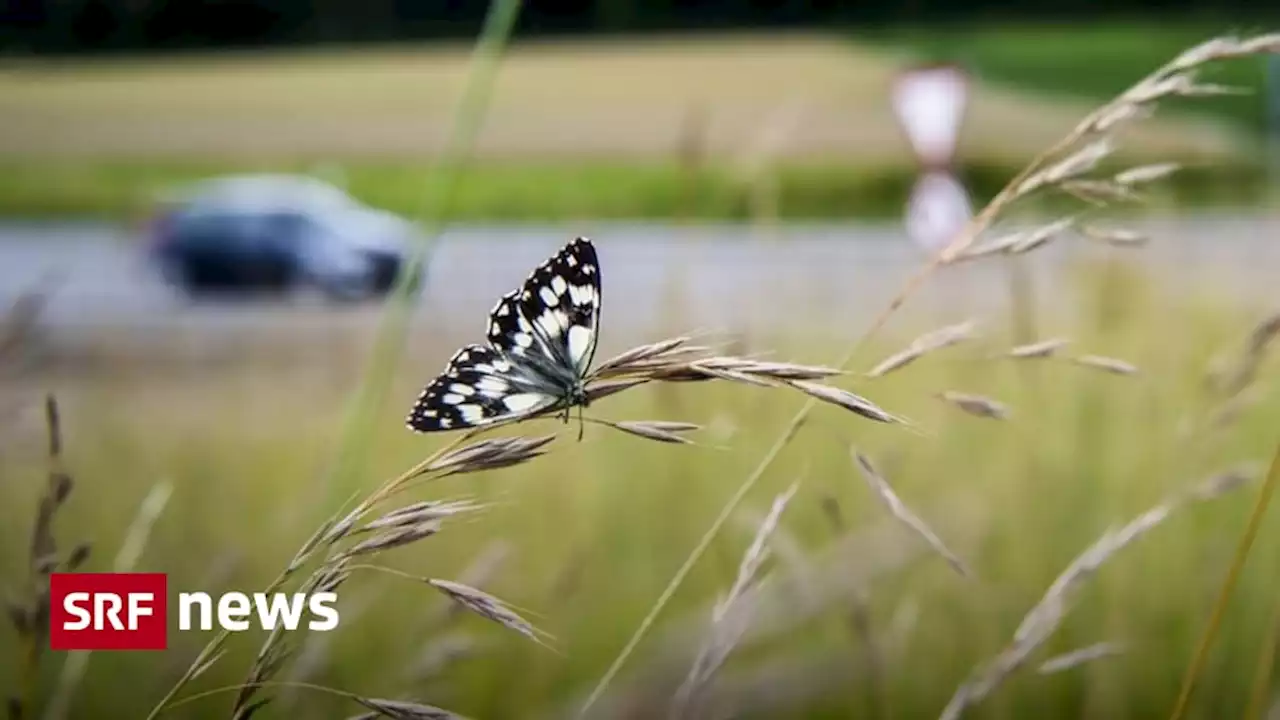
49,573,168,650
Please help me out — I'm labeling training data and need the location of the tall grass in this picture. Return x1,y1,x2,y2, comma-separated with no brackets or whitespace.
2,273,1278,719
577,30,1280,717
0,26,1278,720
323,0,524,508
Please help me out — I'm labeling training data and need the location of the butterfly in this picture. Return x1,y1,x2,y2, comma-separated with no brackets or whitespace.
406,237,602,437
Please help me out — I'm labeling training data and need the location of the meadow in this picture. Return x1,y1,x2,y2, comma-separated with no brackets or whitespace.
0,30,1270,221
1,235,1278,720
1,25,1280,720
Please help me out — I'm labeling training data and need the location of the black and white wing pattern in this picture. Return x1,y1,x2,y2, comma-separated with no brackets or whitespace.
406,237,602,433
406,344,560,431
486,237,601,376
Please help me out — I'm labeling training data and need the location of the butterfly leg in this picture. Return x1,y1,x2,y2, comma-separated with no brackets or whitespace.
576,404,585,442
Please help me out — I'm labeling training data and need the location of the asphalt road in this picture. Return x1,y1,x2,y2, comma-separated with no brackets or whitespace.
0,215,1276,348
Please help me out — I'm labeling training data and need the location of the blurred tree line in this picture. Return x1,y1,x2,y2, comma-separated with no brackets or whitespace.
0,0,1274,55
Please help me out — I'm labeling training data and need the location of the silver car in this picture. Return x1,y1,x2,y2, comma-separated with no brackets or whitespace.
147,174,425,302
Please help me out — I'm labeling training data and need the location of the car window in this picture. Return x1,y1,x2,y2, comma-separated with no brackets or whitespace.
261,212,311,248
170,211,267,250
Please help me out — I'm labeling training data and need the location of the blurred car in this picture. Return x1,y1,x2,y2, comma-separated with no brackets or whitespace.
145,174,424,302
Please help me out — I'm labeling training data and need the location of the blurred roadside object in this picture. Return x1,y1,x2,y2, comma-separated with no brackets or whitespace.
145,174,424,303
893,63,974,253
904,171,974,256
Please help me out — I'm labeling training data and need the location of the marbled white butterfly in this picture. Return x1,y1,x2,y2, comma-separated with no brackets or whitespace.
406,237,601,434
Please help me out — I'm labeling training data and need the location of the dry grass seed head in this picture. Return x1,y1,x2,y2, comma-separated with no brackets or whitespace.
361,499,485,532
1016,139,1113,196
583,377,651,403
952,233,1024,262
938,391,1011,421
949,217,1072,261
852,450,972,577
594,419,702,445
1083,102,1153,134
589,336,841,395
1113,162,1182,186
420,540,513,632
354,697,464,720
1082,225,1149,248
589,337,699,377
1037,642,1126,675
233,632,294,719
1073,354,1140,375
718,483,799,619
427,579,551,647
342,521,443,557
930,33,1273,272
1007,337,1070,359
685,363,779,388
311,556,353,595
423,435,556,478
1058,179,1140,206
673,483,800,718
652,356,841,386
588,337,722,381
866,319,978,378
732,360,843,380
1009,216,1077,255
787,380,906,425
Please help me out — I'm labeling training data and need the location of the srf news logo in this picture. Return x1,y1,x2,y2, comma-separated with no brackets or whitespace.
49,573,339,651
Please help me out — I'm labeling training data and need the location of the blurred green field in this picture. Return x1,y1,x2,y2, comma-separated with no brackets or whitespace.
1,256,1278,719
0,32,1267,221
861,21,1276,136
0,158,1268,221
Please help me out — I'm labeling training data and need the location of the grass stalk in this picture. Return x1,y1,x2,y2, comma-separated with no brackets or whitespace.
42,480,173,720
41,476,172,717
1168,439,1280,720
1244,588,1280,720
318,0,524,507
151,680,377,716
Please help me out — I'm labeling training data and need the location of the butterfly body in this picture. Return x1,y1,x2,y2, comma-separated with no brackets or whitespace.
407,238,601,434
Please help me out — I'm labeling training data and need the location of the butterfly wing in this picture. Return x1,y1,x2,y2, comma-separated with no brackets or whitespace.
486,290,541,360
496,237,601,378
406,345,560,432
407,238,602,434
